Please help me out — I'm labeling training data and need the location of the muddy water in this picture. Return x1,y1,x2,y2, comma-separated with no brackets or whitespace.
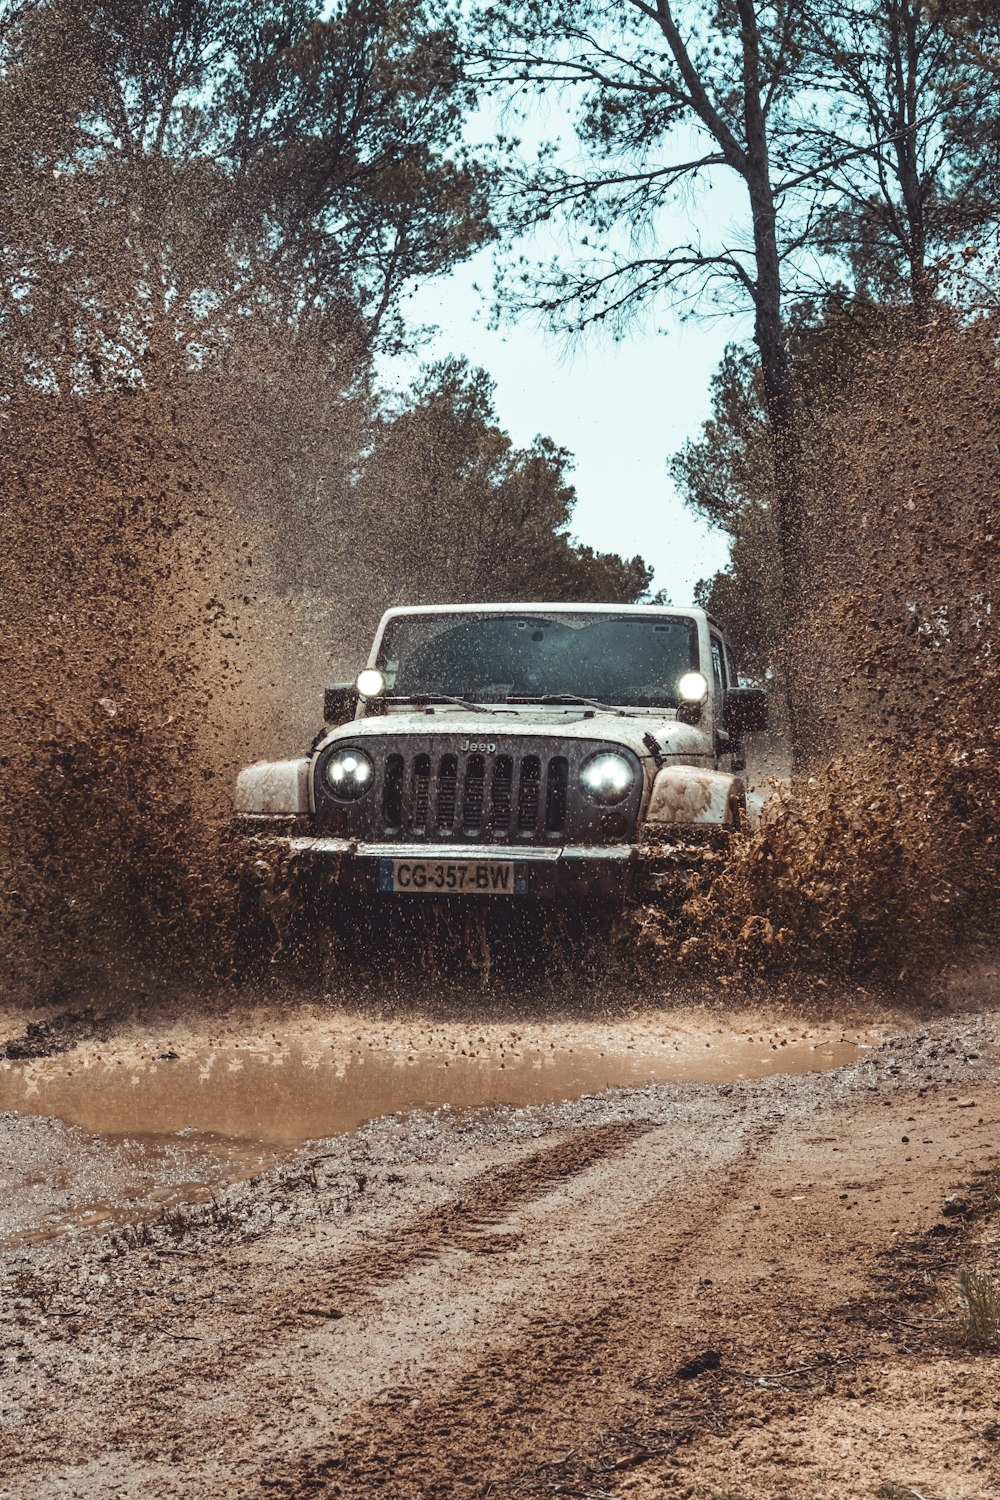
0,1033,864,1147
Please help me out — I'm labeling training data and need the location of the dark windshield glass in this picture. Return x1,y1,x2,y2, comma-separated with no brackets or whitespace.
375,612,699,708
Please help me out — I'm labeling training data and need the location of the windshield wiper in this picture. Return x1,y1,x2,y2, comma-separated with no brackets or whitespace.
504,694,634,714
384,694,501,715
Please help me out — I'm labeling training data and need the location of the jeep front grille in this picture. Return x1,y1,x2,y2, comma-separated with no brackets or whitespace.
412,753,431,830
437,753,458,829
517,755,540,831
490,755,513,833
380,749,568,839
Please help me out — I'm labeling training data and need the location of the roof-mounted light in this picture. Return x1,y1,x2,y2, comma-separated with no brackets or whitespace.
356,668,386,700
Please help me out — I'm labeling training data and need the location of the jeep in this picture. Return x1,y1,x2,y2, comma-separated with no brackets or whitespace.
233,603,766,947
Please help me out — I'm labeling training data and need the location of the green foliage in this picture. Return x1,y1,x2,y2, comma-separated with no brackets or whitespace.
802,0,1000,314
694,514,777,682
474,3,1000,330
0,0,494,382
352,356,653,618
471,1,809,335
672,346,770,534
677,293,924,672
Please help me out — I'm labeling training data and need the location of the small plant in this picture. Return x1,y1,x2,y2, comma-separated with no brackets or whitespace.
12,1267,56,1313
969,1167,1000,1216
955,1267,1000,1348
873,1485,938,1500
206,1195,237,1228
159,1204,193,1241
111,1220,154,1253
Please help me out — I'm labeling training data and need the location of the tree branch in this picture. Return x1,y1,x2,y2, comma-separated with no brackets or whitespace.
626,0,749,171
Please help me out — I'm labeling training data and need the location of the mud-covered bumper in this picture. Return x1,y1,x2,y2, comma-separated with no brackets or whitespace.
240,829,720,904
244,834,641,902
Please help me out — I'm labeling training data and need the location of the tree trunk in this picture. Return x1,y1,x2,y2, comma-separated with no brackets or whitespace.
737,0,804,768
888,0,932,324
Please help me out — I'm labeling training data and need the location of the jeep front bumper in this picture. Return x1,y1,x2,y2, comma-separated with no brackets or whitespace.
242,833,719,904
248,836,636,902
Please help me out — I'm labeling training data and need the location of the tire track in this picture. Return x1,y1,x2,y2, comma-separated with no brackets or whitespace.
22,1120,655,1473
316,1118,654,1305
257,1117,781,1499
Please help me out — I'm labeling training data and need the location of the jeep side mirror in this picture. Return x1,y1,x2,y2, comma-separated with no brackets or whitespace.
725,686,768,737
324,681,358,724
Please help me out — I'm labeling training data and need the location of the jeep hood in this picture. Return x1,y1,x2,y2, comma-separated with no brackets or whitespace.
316,709,713,765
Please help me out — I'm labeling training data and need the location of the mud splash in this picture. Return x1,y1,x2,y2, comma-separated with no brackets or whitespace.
0,1120,283,1250
0,1029,865,1146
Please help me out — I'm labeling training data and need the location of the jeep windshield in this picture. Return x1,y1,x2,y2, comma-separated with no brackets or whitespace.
374,611,699,710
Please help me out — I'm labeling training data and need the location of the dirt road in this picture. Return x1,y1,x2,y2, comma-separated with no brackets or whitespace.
1,995,998,1499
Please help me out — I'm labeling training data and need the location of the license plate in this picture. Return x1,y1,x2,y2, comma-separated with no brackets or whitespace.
378,859,528,895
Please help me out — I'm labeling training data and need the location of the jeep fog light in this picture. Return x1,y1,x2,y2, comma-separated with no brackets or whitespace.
356,668,386,699
580,752,634,805
677,670,709,704
323,747,374,800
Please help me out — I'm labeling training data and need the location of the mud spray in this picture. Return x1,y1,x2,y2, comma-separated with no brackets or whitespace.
641,308,1000,987
0,0,453,996
1,4,997,1002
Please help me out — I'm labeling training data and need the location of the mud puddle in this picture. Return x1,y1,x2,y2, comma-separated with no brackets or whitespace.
0,1031,865,1147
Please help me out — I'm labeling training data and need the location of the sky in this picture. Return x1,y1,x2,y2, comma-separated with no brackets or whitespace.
378,79,756,606
382,253,740,604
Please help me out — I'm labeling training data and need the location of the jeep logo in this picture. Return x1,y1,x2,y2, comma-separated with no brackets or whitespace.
460,740,497,754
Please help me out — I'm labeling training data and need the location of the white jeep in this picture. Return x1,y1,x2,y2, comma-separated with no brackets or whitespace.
234,603,766,941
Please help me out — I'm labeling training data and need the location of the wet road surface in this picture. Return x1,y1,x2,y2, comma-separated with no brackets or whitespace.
1,998,998,1499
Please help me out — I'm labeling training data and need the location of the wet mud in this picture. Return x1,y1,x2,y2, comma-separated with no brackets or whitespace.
1,999,998,1500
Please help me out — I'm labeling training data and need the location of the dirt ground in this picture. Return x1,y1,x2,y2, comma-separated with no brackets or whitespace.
1,983,999,1500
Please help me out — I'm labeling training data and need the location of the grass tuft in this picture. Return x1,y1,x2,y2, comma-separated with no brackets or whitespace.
955,1267,1000,1349
873,1485,941,1500
12,1267,56,1313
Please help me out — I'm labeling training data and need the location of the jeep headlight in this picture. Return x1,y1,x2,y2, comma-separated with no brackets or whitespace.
580,751,634,805
323,747,374,801
677,670,709,704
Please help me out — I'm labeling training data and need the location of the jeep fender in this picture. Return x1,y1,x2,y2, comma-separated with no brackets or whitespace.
234,759,311,817
644,765,745,828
